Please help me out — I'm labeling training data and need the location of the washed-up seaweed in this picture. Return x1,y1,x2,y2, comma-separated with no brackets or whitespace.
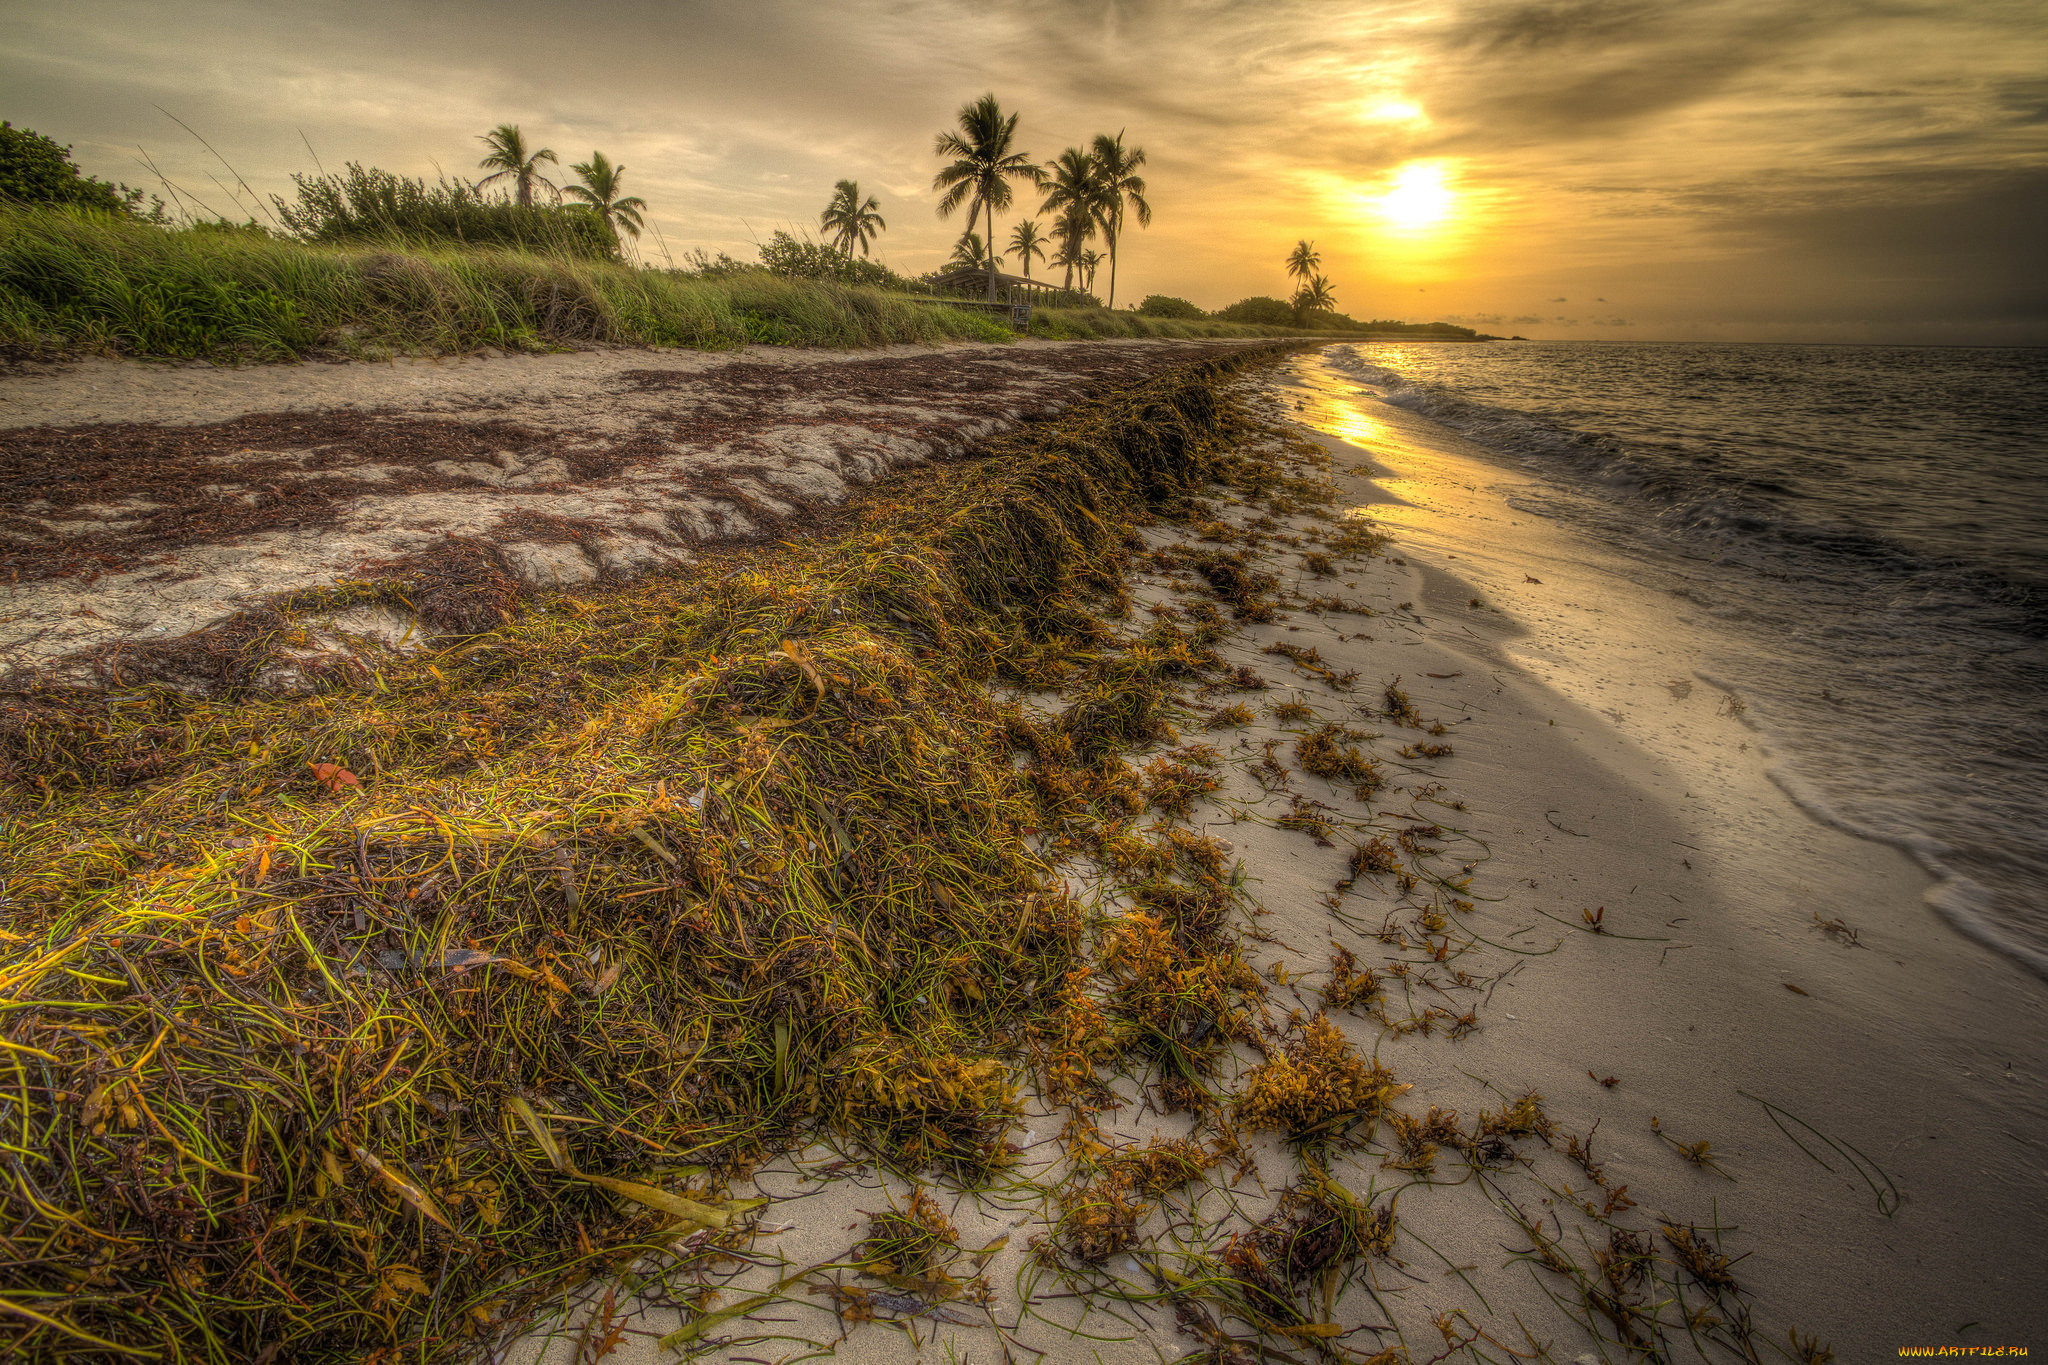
0,346,1296,1362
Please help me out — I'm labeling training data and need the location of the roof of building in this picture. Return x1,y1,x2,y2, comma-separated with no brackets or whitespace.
925,267,1060,293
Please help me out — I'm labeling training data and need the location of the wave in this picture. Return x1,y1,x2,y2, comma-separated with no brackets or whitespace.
1326,347,2048,636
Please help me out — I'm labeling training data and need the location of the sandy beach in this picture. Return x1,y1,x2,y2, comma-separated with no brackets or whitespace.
490,352,2047,1363
6,344,2042,1362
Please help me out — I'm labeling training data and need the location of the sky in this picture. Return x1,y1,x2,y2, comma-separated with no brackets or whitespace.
5,0,2046,343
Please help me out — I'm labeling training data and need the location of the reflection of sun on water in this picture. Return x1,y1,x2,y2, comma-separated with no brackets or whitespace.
1375,161,1454,232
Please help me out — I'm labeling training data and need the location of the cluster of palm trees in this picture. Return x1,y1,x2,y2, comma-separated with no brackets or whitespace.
1285,239,1338,320
930,93,1151,305
476,124,647,241
479,105,1157,302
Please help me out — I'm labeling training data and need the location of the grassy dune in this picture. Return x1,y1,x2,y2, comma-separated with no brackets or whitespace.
0,208,1313,362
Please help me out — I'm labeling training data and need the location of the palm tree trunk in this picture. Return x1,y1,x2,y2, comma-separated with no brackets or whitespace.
1105,231,1118,309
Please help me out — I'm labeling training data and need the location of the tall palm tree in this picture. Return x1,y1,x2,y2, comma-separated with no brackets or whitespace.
932,93,1041,299
820,179,886,258
1038,146,1102,292
564,151,648,241
1007,219,1047,279
476,124,558,208
1089,131,1151,309
1285,239,1321,288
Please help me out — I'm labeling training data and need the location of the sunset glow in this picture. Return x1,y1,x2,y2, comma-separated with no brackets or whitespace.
1374,162,1455,233
2,0,2042,342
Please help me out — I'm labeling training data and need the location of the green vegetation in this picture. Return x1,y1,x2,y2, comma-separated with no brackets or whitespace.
562,150,647,241
818,178,884,258
474,122,558,209
0,121,158,218
1137,293,1205,319
931,94,1042,300
1026,306,1301,340
1089,131,1151,309
0,206,1016,359
1007,216,1047,278
1040,145,1101,293
273,163,619,260
1216,295,1294,326
0,112,1485,362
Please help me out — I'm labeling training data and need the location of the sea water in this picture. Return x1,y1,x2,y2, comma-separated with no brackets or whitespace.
1317,341,2048,977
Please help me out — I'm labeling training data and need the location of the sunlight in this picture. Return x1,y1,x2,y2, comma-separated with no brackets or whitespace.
1374,161,1455,232
1359,98,1428,125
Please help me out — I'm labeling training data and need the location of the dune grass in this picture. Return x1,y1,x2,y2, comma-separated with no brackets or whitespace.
0,207,1350,363
0,207,1020,361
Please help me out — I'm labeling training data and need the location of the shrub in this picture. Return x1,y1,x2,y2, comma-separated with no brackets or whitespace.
1214,295,1294,326
0,122,150,216
273,163,619,260
1138,293,1205,319
756,229,922,290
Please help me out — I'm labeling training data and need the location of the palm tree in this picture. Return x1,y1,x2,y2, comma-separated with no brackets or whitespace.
476,124,558,208
932,93,1041,299
1293,272,1337,324
564,151,648,241
1285,240,1321,288
947,232,1002,271
820,179,886,259
1078,248,1104,294
1089,131,1151,309
1007,219,1047,279
1039,147,1102,292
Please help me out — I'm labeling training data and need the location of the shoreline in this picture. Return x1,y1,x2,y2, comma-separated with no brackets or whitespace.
510,360,2047,1362
1264,356,2048,1349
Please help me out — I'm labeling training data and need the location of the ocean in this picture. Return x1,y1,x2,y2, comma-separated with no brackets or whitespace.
1318,340,2048,977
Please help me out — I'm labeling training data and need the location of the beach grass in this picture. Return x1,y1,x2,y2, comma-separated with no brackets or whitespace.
0,207,1020,360
0,207,1321,363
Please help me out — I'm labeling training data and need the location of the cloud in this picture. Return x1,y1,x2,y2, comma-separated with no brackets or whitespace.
0,0,2042,338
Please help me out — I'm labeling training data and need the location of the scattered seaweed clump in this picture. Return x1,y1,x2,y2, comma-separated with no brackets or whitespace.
1234,1013,1406,1143
856,1186,962,1292
1211,1175,1396,1339
1296,722,1384,800
1320,943,1384,1012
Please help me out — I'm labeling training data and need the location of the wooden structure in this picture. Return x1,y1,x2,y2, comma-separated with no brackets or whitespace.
920,267,1061,330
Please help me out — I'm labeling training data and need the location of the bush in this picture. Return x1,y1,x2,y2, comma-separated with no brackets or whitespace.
756,229,921,290
0,122,149,216
273,163,618,260
1214,295,1294,326
1138,294,1205,319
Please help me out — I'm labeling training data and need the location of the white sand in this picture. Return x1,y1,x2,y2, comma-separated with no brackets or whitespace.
496,360,2048,1363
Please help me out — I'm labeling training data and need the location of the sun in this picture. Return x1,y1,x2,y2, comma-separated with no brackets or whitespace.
1374,161,1455,232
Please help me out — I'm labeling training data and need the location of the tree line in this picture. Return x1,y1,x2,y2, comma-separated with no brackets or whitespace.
5,111,1379,324
813,94,1149,305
